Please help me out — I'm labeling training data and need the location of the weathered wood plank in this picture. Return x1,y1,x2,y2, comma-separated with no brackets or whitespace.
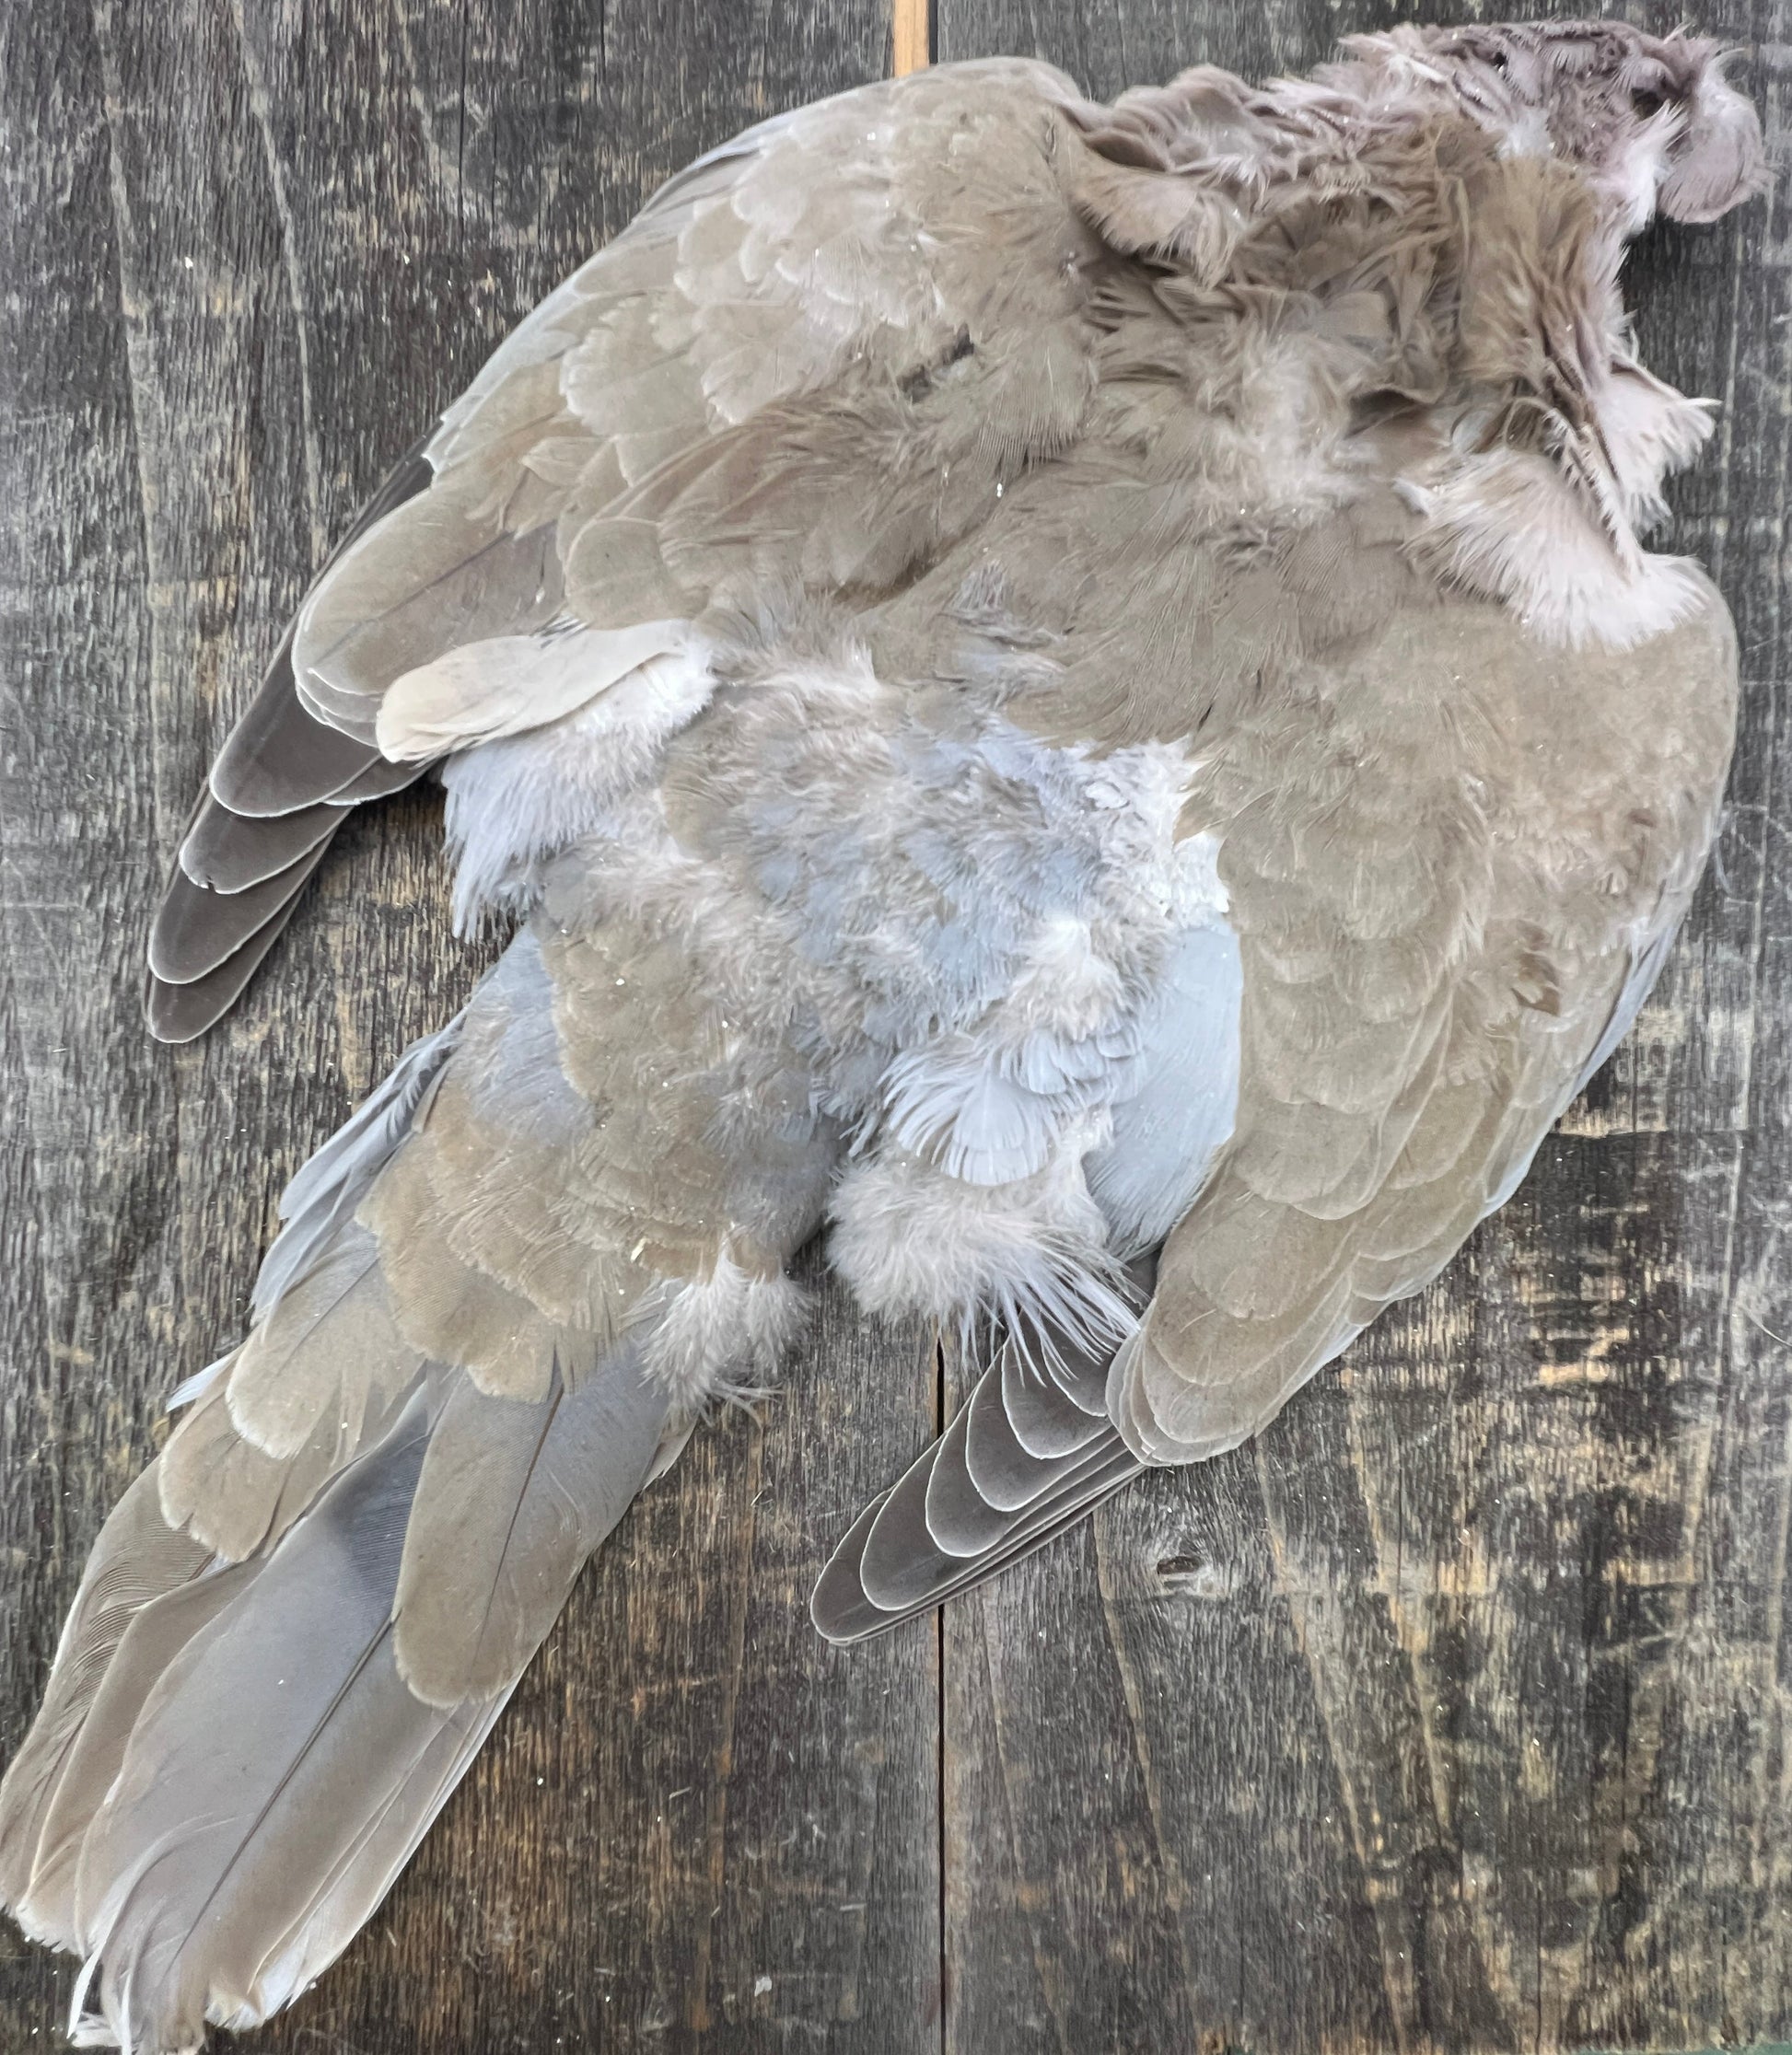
0,3,939,2049
935,1,1792,2048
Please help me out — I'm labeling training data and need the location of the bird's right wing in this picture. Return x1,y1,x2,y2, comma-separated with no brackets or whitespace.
811,1282,1147,1645
147,54,1119,1039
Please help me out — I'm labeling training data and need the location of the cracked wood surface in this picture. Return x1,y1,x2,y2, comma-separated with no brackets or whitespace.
0,2,1787,2050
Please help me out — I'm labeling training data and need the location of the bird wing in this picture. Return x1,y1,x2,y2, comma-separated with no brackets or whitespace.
1114,588,1737,1465
812,472,1737,1638
147,54,1107,1039
145,437,439,1039
801,59,1752,1633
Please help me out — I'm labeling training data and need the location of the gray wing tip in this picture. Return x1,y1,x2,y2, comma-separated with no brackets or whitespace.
143,829,334,1040
809,1335,1152,1645
178,793,343,894
147,843,331,988
144,971,233,1044
142,916,289,1042
144,425,442,1040
809,1495,899,1644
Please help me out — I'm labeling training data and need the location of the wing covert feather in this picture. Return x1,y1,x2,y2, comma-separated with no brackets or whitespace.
1116,591,1739,1461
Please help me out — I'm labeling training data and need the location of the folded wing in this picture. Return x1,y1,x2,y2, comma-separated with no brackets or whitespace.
146,57,1107,1038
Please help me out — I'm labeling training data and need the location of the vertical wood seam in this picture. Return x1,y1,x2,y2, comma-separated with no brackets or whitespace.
936,1332,948,2055
1252,1437,1419,2055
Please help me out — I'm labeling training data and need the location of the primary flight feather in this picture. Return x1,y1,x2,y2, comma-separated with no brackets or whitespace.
0,20,1764,2049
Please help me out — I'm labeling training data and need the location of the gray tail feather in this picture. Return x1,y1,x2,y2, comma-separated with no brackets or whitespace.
3,981,679,2050
0,1469,220,1939
0,1349,668,2053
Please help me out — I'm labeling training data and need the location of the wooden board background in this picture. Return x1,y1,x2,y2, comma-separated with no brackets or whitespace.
0,1,1787,2049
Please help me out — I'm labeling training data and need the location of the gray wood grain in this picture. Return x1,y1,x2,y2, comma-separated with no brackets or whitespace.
935,2,1792,2048
3,0,1789,2049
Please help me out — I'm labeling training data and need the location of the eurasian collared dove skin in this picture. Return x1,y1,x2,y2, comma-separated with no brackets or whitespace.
0,20,1764,2049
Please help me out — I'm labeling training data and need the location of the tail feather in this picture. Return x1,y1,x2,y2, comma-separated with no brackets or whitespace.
65,1391,437,2045
15,1562,257,1950
393,1354,668,1705
0,1469,218,1935
2,972,676,2050
158,1370,396,1566
7,1347,669,2054
239,1689,507,2018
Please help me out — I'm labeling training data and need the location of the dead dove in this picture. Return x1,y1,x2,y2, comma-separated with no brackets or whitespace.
0,19,1764,2050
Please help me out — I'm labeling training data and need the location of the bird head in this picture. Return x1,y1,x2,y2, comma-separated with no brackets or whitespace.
1350,20,1766,233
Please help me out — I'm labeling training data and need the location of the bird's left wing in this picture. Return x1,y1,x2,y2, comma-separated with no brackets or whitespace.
814,506,1738,1641
1114,589,1737,1467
